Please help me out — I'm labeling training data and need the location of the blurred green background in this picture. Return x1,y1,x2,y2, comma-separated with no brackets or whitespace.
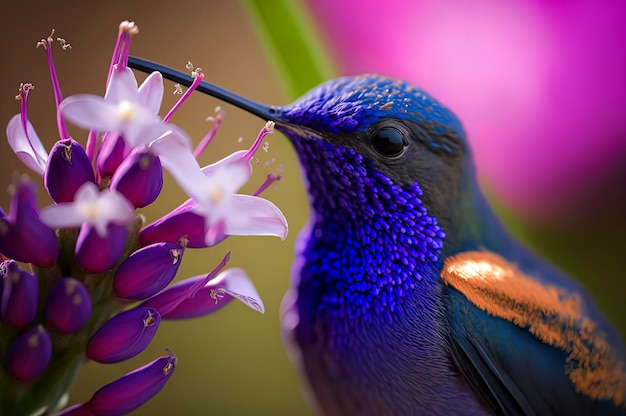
0,1,623,415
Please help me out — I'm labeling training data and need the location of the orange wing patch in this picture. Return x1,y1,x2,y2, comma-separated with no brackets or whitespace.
441,251,626,406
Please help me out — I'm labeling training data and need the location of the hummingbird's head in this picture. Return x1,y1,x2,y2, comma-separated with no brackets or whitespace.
275,75,472,228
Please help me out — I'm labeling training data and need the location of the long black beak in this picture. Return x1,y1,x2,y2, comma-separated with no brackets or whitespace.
127,56,284,122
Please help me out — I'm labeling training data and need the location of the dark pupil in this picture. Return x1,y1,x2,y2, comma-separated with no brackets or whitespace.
372,127,405,156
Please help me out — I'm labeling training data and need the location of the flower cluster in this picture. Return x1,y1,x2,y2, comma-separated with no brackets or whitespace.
0,22,287,416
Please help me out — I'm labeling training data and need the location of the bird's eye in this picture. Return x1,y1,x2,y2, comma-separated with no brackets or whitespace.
371,127,407,157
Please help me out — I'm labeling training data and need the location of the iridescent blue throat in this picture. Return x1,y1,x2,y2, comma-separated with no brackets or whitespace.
290,136,445,323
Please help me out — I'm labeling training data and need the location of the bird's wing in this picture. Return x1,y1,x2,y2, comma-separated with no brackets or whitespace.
440,250,626,416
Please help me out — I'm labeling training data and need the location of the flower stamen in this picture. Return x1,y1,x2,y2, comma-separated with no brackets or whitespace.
36,29,69,140
107,21,139,84
162,64,204,123
56,37,72,50
209,288,226,304
252,173,282,197
207,186,224,203
143,310,158,327
193,106,225,158
241,121,275,162
116,100,138,122
77,201,101,220
15,83,47,170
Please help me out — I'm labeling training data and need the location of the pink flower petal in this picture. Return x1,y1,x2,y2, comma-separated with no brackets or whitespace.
39,182,134,236
138,71,164,115
105,66,140,103
60,94,120,132
129,121,189,149
149,132,205,197
39,203,84,229
61,66,167,148
120,111,167,147
202,155,251,197
200,150,251,178
225,194,288,240
6,114,48,175
216,267,265,314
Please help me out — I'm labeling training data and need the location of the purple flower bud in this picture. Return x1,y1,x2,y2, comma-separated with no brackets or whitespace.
44,138,96,203
113,241,185,300
86,307,160,363
45,277,92,333
1,260,39,328
142,274,233,320
110,145,163,208
140,256,266,320
85,353,176,415
76,223,128,273
97,132,131,177
0,177,60,267
6,325,52,381
139,199,214,248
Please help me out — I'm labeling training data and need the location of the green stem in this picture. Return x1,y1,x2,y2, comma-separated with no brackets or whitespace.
239,0,338,99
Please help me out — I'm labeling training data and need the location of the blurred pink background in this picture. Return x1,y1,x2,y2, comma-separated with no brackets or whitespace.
306,0,626,222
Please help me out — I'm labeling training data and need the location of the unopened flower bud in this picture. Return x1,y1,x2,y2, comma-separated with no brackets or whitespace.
76,223,128,273
97,132,131,177
67,352,177,415
0,177,59,267
45,277,92,333
44,138,96,203
139,199,211,248
143,267,264,319
86,307,160,363
0,260,39,328
6,325,52,381
110,145,163,208
113,241,185,300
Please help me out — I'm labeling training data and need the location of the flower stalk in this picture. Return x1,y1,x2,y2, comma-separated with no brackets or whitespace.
0,21,287,416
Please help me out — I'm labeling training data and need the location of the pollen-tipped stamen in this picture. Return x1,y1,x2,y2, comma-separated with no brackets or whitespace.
252,173,282,197
15,83,48,171
163,64,204,123
193,107,225,158
36,29,69,140
241,121,275,162
107,21,139,83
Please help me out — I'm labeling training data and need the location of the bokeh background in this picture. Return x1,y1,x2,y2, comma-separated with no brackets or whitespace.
0,1,624,415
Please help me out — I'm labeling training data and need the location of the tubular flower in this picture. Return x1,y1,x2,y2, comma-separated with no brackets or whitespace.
0,21,287,416
44,138,96,203
86,307,161,363
0,176,60,267
113,240,185,300
58,352,178,416
44,277,92,333
1,260,39,328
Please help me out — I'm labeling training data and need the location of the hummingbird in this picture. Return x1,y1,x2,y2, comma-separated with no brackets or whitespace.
129,57,626,416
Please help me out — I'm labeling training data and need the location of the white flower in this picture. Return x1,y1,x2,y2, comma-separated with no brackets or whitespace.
40,182,135,237
149,131,287,246
60,67,187,148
